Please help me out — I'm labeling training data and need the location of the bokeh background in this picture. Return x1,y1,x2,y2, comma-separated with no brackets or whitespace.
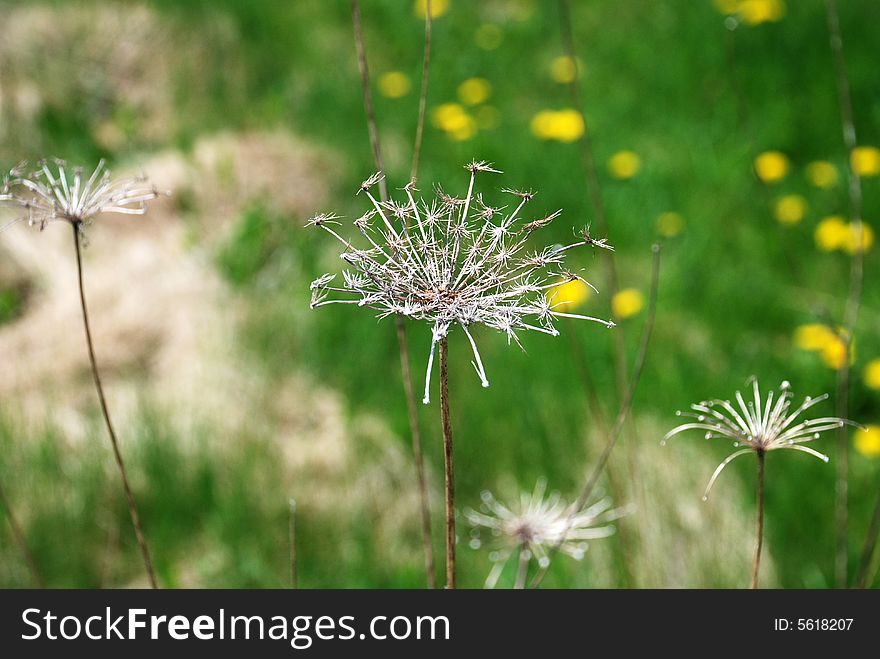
1,0,879,588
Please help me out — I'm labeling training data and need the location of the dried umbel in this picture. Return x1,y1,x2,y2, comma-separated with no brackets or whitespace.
466,480,630,588
1,159,162,239
663,378,861,499
309,161,614,403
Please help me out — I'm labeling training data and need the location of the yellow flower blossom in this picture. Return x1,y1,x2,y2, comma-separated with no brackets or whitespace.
754,151,789,183
851,146,880,177
457,78,491,106
415,0,449,19
814,216,848,251
794,324,836,352
475,24,502,50
548,279,592,312
821,333,851,370
774,194,807,225
530,109,584,142
612,288,644,319
431,103,476,141
843,222,874,254
856,426,880,458
378,71,411,99
656,212,685,237
475,105,500,130
864,359,880,390
608,151,641,180
737,0,785,25
550,55,581,84
805,160,838,188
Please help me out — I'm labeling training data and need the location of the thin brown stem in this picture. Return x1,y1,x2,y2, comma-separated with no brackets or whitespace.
73,223,157,589
439,337,455,589
825,0,864,589
351,0,388,201
530,244,661,588
289,499,297,589
0,480,44,587
397,317,436,588
410,0,432,182
351,1,436,587
557,0,627,400
751,450,765,589
514,543,529,590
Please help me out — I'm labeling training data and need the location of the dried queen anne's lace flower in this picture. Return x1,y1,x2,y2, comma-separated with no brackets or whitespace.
466,480,630,588
663,378,862,499
1,159,162,239
309,161,614,403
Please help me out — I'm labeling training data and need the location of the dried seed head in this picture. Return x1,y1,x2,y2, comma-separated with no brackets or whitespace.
664,378,863,500
308,162,614,403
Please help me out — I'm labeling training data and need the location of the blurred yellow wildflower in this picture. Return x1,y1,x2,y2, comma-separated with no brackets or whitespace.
475,105,500,130
415,0,449,19
612,288,644,319
530,109,584,142
774,194,807,225
794,324,836,352
737,0,785,25
378,71,411,99
608,151,641,180
820,333,852,370
815,216,848,251
856,426,880,458
842,222,874,254
805,160,838,188
794,323,852,370
550,55,581,84
548,279,592,312
863,359,880,390
851,146,880,177
754,151,789,183
656,212,685,237
475,24,502,50
431,103,476,141
457,78,491,106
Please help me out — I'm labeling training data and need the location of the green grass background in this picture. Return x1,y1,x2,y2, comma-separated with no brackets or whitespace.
1,0,879,588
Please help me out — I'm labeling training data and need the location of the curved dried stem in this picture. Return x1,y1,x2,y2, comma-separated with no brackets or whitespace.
351,0,436,587
73,224,157,589
530,244,661,588
557,0,627,398
751,451,765,589
397,318,436,588
410,0,433,182
825,0,864,588
439,337,456,589
351,0,388,201
0,480,44,587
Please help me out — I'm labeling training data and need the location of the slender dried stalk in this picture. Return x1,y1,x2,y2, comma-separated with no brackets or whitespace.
351,0,436,588
530,244,661,588
289,499,297,589
73,224,157,589
514,543,529,590
0,480,44,587
751,451,765,589
410,0,432,182
557,0,627,398
825,0,864,588
397,318,436,588
351,0,388,201
438,338,456,588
